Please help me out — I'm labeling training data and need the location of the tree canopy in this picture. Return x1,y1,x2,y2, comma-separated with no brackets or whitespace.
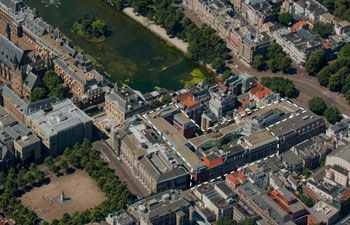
308,97,327,115
73,14,108,39
312,22,333,38
261,77,298,98
222,70,235,81
42,70,67,100
305,50,326,74
252,55,265,71
317,0,350,21
324,106,341,124
130,0,227,66
278,13,293,26
29,87,46,102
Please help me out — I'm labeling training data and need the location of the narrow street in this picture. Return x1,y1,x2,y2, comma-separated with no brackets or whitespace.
92,141,149,198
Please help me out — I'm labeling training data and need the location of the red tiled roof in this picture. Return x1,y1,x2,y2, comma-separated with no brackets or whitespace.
226,172,245,185
250,84,272,99
177,92,198,107
202,156,223,168
291,20,307,33
218,82,228,92
227,174,240,185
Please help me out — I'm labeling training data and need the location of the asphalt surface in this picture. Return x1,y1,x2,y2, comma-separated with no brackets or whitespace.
92,141,149,198
228,54,350,115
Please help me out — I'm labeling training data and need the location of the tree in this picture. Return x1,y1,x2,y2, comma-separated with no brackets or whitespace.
161,94,172,105
150,100,162,109
279,56,293,73
49,165,60,174
222,70,234,81
44,156,54,168
308,97,327,115
43,70,61,90
92,19,108,35
278,13,293,26
60,159,69,172
211,57,225,70
317,66,332,86
338,43,350,58
305,50,326,74
267,57,280,72
23,172,35,185
29,87,46,102
48,85,66,100
267,43,284,59
324,106,341,124
312,22,333,38
261,77,298,98
252,55,265,71
328,67,350,92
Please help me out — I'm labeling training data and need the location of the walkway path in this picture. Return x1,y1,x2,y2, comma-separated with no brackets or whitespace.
123,8,188,53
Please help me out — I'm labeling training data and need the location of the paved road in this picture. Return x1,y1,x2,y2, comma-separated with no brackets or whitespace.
92,141,149,198
228,54,350,115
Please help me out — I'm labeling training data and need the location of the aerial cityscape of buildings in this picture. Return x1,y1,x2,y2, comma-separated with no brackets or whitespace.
0,0,350,224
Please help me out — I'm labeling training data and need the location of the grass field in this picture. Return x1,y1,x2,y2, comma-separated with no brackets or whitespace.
20,170,106,222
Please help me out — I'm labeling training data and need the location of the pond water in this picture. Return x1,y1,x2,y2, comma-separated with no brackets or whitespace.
25,0,211,93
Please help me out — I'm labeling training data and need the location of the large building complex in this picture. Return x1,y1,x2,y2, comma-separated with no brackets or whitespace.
26,99,92,154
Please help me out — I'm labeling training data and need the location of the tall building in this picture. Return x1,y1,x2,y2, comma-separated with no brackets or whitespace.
26,99,92,154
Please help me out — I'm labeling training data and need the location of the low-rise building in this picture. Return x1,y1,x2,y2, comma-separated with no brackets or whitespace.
279,150,303,173
310,201,340,225
127,189,195,225
192,181,234,220
0,105,40,162
105,210,136,225
173,113,196,139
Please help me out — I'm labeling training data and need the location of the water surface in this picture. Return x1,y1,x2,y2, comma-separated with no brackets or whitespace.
25,0,210,92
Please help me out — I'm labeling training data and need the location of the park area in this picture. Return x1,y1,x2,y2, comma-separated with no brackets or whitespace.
20,170,106,223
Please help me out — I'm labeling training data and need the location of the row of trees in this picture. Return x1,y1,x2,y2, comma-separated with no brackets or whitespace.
107,0,227,69
260,76,298,98
252,43,293,74
29,70,67,102
48,139,132,224
305,44,350,100
317,0,350,21
0,164,46,225
308,97,341,124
